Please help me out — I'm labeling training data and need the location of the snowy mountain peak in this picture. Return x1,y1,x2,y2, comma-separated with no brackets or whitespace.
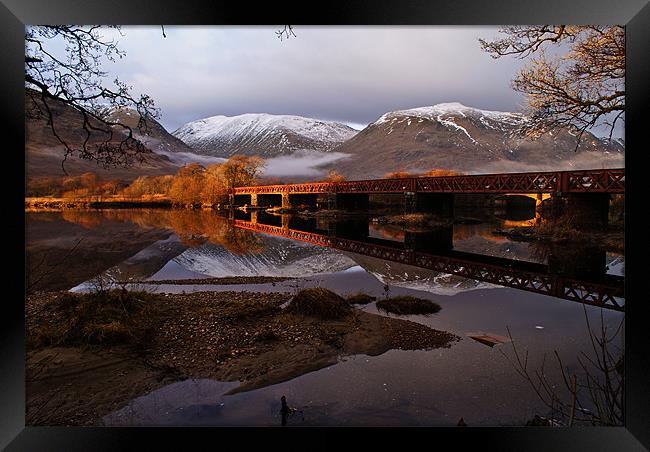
374,102,526,126
172,113,358,158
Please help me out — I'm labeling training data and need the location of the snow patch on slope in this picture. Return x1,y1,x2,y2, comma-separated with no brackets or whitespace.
373,102,529,145
437,115,477,144
173,113,357,150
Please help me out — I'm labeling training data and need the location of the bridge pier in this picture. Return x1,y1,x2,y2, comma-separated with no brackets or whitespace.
544,193,610,230
405,193,454,216
281,192,291,209
327,193,338,210
336,193,370,211
250,193,258,207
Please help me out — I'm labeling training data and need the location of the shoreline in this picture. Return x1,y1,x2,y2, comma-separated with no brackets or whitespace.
26,288,459,426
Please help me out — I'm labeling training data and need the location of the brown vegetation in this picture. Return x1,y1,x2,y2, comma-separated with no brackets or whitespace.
26,155,265,208
423,169,463,177
384,171,412,179
376,296,442,316
168,156,264,207
347,293,377,305
322,170,346,182
496,216,624,253
29,289,163,348
609,194,624,225
384,169,463,179
27,172,128,198
285,288,352,320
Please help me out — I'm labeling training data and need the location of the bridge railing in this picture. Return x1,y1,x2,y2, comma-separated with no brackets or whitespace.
231,168,624,195
562,168,625,193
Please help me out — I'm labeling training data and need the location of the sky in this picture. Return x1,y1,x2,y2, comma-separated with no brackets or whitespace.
97,26,531,131
37,26,624,138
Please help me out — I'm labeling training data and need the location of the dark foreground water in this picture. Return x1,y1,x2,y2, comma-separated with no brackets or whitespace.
26,208,625,426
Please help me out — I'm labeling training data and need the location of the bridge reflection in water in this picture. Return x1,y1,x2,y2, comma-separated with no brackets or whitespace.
231,211,624,312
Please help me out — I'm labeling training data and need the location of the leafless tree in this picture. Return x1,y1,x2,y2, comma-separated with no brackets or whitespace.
25,26,160,172
479,26,625,149
501,305,624,426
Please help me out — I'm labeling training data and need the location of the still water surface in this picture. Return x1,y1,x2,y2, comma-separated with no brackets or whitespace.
26,208,624,426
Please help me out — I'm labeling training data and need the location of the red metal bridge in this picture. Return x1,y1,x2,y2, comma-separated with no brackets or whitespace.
233,168,625,195
233,219,625,312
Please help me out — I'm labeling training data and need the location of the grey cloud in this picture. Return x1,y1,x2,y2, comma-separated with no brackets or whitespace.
75,26,622,139
102,26,528,130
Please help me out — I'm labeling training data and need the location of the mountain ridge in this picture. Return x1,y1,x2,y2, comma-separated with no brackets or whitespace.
172,113,358,158
327,102,624,179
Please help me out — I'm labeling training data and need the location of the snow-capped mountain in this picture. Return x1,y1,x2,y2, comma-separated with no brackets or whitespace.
172,113,358,158
329,102,624,179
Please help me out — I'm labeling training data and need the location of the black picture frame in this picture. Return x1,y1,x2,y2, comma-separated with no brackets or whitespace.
4,0,649,449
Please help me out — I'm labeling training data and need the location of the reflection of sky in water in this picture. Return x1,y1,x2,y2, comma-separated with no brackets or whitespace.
104,285,624,426
28,210,625,426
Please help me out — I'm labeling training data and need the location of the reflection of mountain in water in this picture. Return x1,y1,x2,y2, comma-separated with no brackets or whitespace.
103,234,188,281
343,247,625,297
345,252,498,296
173,234,357,277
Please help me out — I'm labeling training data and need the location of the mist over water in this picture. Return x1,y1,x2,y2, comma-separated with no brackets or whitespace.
471,152,625,175
262,150,351,178
157,149,227,166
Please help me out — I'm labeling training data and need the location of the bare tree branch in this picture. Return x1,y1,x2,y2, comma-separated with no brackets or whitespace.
500,306,623,426
25,26,160,172
276,25,296,41
480,26,624,149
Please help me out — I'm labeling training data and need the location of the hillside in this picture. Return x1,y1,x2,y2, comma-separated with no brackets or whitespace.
26,90,194,181
328,103,624,179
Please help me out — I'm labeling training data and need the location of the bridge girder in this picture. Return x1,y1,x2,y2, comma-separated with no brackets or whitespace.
233,169,624,196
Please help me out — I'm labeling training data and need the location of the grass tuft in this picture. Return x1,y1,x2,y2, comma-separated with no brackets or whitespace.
285,288,352,320
347,293,377,305
376,296,441,316
33,289,162,347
